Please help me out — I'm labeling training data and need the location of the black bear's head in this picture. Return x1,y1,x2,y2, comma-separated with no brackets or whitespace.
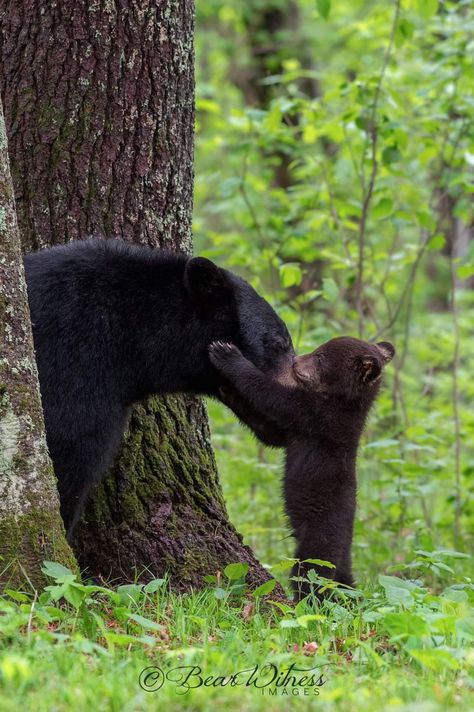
292,336,395,400
184,257,294,375
229,273,295,376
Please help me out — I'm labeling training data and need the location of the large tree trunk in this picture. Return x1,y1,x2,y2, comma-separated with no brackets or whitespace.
0,98,76,590
0,0,274,590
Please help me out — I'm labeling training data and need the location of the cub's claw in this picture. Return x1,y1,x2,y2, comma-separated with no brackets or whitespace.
209,341,241,369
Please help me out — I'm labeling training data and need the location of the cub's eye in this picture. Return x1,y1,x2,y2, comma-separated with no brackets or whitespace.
315,353,324,366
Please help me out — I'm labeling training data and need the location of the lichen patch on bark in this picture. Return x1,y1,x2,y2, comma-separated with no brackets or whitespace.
0,98,76,590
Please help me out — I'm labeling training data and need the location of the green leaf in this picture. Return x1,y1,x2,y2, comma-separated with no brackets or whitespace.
224,562,249,581
44,607,68,621
41,561,74,581
382,612,430,638
296,614,325,627
395,18,415,47
456,618,474,641
302,123,318,144
431,561,454,574
144,579,166,594
4,589,29,603
443,588,468,603
414,0,438,20
267,600,294,615
128,614,163,632
303,558,336,568
105,632,155,647
117,584,144,604
428,234,446,251
62,584,86,609
45,585,66,602
271,559,297,574
382,146,402,165
317,0,331,20
372,198,394,220
457,264,474,280
410,649,460,672
366,438,399,449
252,579,276,597
196,98,220,114
417,211,436,230
280,618,302,628
280,263,303,288
378,575,417,606
322,277,338,301
264,103,282,133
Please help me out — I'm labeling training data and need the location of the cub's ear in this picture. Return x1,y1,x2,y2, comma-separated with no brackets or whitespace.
376,341,395,364
359,356,382,383
184,257,233,308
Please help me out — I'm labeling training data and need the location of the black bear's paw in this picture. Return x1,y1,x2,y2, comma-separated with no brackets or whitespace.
209,341,242,370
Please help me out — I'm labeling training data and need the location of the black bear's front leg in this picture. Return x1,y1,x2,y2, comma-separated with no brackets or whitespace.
48,405,129,536
337,545,355,589
291,539,354,601
290,524,342,601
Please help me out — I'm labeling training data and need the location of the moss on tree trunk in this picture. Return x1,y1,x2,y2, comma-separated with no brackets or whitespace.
0,99,76,590
73,396,270,589
0,0,277,590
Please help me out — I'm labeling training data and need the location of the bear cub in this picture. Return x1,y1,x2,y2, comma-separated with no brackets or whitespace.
24,239,294,534
209,336,395,600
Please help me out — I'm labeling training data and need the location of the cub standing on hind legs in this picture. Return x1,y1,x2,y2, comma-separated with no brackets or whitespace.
209,336,395,601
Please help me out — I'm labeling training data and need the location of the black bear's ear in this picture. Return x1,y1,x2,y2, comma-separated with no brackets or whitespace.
184,257,232,308
359,356,382,383
376,341,395,363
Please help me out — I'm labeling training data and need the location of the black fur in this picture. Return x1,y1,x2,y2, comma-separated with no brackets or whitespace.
209,336,395,600
24,239,294,534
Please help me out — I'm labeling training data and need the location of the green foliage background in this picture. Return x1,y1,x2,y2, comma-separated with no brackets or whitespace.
195,0,474,582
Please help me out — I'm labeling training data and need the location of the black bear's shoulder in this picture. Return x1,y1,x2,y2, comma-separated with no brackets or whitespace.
24,238,188,282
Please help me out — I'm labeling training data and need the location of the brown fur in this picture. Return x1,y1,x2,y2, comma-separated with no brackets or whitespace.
209,336,394,600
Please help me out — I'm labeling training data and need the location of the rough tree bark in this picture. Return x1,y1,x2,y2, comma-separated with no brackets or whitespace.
0,98,76,590
0,0,275,590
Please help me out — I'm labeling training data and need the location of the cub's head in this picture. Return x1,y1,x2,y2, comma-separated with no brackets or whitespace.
184,256,294,375
293,336,395,399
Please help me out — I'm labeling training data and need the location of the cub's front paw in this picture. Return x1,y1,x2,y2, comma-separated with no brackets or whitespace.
208,341,241,370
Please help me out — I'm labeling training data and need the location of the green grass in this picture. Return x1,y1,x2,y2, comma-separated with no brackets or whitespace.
1,404,473,711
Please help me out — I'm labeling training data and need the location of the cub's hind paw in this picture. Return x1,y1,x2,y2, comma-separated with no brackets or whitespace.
208,341,241,369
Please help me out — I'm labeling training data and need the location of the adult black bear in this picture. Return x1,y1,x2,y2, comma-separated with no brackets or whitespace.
24,239,294,534
209,336,394,600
